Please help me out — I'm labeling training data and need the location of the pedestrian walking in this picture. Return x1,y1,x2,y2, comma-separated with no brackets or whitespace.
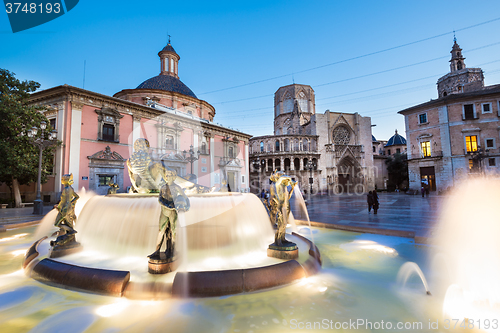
372,189,379,214
421,186,425,198
367,191,374,213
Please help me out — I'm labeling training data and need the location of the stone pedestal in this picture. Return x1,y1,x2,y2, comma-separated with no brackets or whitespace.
267,241,299,260
148,254,178,274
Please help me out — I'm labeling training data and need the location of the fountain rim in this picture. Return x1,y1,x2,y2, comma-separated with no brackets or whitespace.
23,232,321,299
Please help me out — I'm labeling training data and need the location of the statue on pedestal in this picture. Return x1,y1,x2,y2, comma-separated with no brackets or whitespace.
148,167,190,273
127,138,163,193
107,182,119,194
267,170,299,259
50,174,82,257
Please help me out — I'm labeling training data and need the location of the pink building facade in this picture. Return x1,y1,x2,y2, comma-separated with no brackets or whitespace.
3,42,250,202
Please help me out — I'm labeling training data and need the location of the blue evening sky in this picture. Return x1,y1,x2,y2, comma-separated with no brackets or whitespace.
1,1,500,141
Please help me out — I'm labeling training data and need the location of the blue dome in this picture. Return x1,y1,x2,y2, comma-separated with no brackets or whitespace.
372,135,377,142
385,130,406,147
136,75,197,99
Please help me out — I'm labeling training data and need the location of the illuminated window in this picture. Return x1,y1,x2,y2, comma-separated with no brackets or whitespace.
465,135,478,153
421,141,431,157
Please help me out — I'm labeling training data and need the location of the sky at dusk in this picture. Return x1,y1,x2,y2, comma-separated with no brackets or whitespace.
2,1,500,141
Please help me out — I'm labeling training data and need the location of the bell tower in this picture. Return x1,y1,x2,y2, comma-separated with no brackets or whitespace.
158,36,180,79
450,38,466,72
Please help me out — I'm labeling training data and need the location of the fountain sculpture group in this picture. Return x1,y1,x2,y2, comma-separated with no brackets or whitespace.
22,139,321,298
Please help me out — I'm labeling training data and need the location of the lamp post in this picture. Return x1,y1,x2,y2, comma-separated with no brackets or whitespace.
183,145,201,179
468,147,488,174
306,159,316,202
252,158,265,192
26,121,58,215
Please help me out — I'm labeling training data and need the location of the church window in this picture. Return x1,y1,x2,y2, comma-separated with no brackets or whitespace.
166,135,174,149
275,140,280,151
201,142,207,154
418,113,427,124
387,149,391,155
284,139,290,152
457,61,463,70
283,95,293,113
298,93,308,113
98,175,114,187
260,141,264,152
489,158,496,167
170,58,174,73
102,124,115,142
332,126,351,145
96,107,123,143
396,148,401,154
373,146,376,153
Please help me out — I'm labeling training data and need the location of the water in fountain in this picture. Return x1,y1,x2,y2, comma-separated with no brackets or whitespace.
436,178,500,326
69,192,275,272
397,262,431,295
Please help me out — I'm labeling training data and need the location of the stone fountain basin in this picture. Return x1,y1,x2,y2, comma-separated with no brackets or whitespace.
23,232,321,298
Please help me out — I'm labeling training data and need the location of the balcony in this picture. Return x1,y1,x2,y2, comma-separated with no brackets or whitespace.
408,150,443,161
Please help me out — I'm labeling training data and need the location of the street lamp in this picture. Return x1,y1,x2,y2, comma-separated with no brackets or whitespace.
306,159,316,202
183,145,201,180
468,147,488,174
26,120,58,215
252,158,265,192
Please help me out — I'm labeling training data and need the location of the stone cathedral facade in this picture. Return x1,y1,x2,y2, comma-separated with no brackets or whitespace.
249,84,375,194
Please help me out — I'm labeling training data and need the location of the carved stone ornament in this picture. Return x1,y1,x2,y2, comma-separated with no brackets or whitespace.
88,146,125,161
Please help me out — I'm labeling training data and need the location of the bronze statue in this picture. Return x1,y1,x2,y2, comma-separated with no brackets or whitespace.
127,138,214,194
269,170,297,246
127,138,164,193
107,182,119,194
52,174,79,247
148,167,190,260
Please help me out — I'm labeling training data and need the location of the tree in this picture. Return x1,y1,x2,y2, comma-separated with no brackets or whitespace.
385,153,409,191
0,69,56,207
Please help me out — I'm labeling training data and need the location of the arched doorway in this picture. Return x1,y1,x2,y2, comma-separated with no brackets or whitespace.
336,156,362,194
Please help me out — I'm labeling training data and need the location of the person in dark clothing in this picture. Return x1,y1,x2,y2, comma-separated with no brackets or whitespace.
421,186,425,198
367,191,374,213
372,190,379,214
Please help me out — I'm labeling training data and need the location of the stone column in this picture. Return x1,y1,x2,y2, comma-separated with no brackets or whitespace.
68,102,82,190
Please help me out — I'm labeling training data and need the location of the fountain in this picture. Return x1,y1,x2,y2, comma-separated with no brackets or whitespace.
2,170,500,331
19,139,322,299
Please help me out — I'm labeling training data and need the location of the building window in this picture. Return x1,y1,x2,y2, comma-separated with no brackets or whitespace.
49,118,56,130
489,158,496,167
418,113,428,124
275,140,280,151
396,148,401,154
102,124,115,142
421,141,431,157
482,103,492,114
465,135,478,153
260,141,264,152
332,126,351,145
228,146,234,158
201,167,207,173
166,135,174,149
98,175,114,186
96,107,123,142
463,104,475,120
372,146,376,153
387,149,391,155
486,138,495,149
201,142,207,154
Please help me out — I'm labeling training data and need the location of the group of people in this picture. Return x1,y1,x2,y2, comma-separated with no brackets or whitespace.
367,190,379,214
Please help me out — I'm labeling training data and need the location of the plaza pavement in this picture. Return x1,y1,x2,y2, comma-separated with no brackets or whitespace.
292,192,443,240
0,193,443,241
